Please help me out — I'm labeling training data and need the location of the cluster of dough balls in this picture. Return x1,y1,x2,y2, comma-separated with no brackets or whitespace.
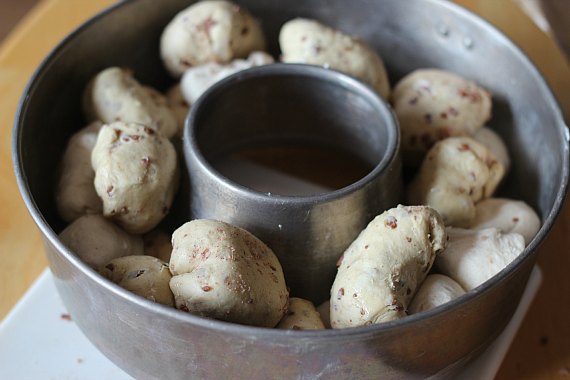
160,1,392,108
101,219,294,328
54,0,542,330
326,199,538,329
57,65,182,238
354,67,539,325
57,28,184,318
57,68,182,266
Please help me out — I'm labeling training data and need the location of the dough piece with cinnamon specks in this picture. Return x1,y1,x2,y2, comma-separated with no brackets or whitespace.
102,255,174,307
277,297,325,330
160,0,266,77
56,121,103,222
169,219,289,327
83,67,178,138
392,69,492,165
279,18,390,99
407,136,504,228
330,205,447,328
91,121,179,234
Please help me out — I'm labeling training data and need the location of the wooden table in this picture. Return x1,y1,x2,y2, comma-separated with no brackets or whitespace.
0,0,568,378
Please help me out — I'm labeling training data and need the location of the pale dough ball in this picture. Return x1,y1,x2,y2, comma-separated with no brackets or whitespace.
330,205,447,328
102,255,174,306
59,214,144,270
83,67,178,138
91,121,179,234
169,219,289,327
276,297,325,330
279,18,390,99
471,198,540,245
408,274,466,314
392,69,492,165
56,121,103,222
180,51,274,104
435,227,525,290
406,137,505,228
160,0,266,77
473,127,510,173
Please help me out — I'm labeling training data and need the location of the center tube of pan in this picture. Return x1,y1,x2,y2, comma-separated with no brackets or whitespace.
184,64,401,302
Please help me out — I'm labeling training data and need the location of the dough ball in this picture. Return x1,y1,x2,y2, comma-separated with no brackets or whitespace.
169,219,289,327
276,297,325,330
91,121,179,234
406,137,505,227
473,127,510,173
392,69,492,165
408,274,466,314
160,0,266,77
180,51,274,104
471,198,540,245
56,121,103,222
435,227,525,290
102,255,174,306
83,67,178,138
279,18,390,99
59,214,143,269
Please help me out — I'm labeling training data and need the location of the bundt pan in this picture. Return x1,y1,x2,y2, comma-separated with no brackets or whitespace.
13,0,569,378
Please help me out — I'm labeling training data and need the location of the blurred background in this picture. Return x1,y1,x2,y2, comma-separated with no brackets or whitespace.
0,0,38,42
514,0,569,58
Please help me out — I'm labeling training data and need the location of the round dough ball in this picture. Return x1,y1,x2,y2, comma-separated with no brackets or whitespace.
59,214,144,269
91,121,179,234
56,121,103,222
435,227,525,291
102,255,174,306
83,67,178,138
180,51,274,104
160,0,266,77
471,198,540,245
279,18,390,99
473,127,510,173
169,219,289,327
276,297,325,330
408,274,466,314
406,137,505,228
392,69,492,165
